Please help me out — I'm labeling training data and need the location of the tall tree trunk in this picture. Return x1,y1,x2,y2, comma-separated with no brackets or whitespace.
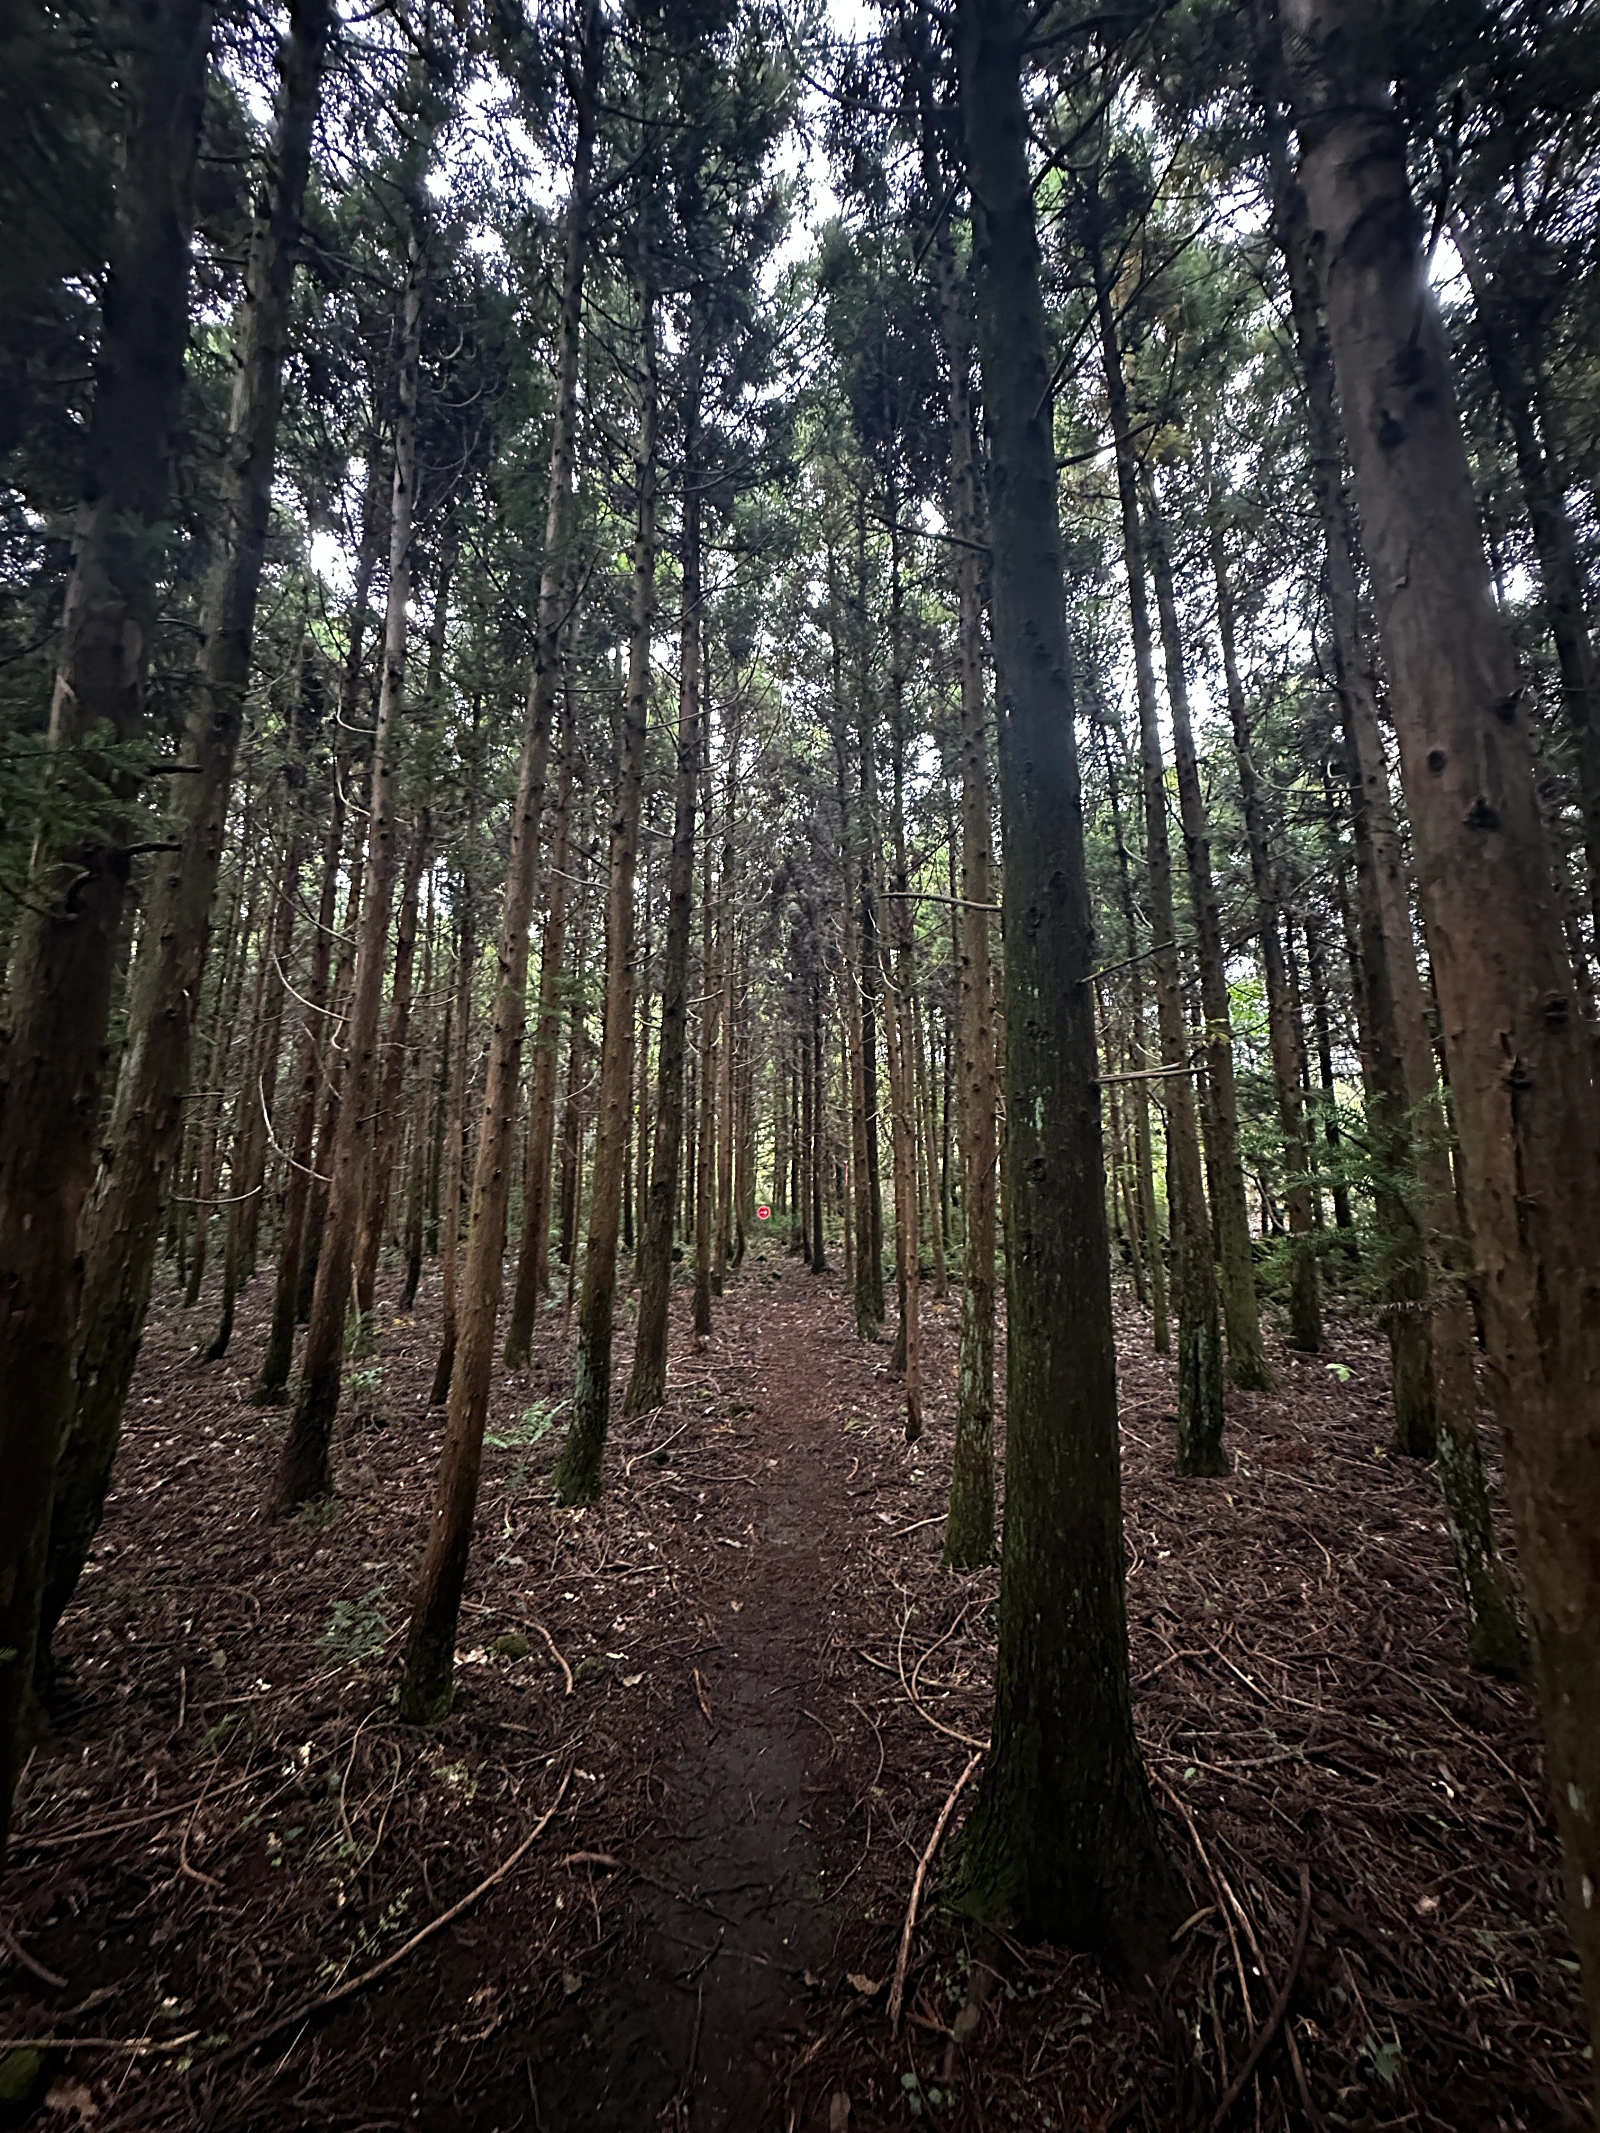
505,661,578,1365
428,891,475,1406
255,759,349,1400
1144,478,1272,1392
692,694,718,1338
828,591,880,1341
399,873,437,1314
1301,904,1354,1232
809,986,826,1272
396,10,603,1719
1210,502,1323,1351
1101,728,1169,1353
1285,0,1600,2062
183,846,255,1309
713,707,740,1293
353,807,429,1337
626,381,704,1414
1452,213,1600,933
855,511,887,1332
50,0,332,1614
557,286,655,1505
1093,231,1226,1477
271,194,430,1514
207,820,303,1361
0,0,211,1850
948,0,1180,1955
915,992,946,1298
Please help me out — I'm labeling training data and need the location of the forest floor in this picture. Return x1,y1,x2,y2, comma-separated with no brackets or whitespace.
1,1246,1588,2133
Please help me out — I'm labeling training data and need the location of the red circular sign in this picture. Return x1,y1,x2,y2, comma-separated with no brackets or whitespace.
757,1205,771,1221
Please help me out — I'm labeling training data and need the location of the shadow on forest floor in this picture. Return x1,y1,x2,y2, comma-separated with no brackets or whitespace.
1,1248,1585,2131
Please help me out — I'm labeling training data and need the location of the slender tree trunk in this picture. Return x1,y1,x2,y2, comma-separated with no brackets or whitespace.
713,708,740,1293
1210,505,1323,1350
208,820,303,1360
692,697,718,1337
856,516,887,1330
1101,730,1169,1353
949,0,1181,1953
1452,214,1600,932
428,893,475,1405
184,848,255,1309
256,762,349,1400
1144,478,1272,1392
626,385,704,1414
505,665,577,1364
398,874,436,1314
0,0,211,1846
1301,905,1354,1232
829,602,880,1341
353,807,428,1336
1094,234,1225,1476
1286,0,1600,2058
557,285,655,1505
809,989,826,1272
396,12,603,1720
272,197,430,1514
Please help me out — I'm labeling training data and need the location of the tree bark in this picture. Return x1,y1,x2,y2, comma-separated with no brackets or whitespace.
1209,497,1323,1351
396,8,602,1718
352,806,429,1338
256,759,349,1400
504,655,577,1365
1144,477,1272,1392
557,286,655,1505
693,696,718,1337
0,0,211,1851
626,387,703,1414
271,196,429,1514
948,0,1181,1956
1285,0,1600,2061
1093,233,1226,1476
48,0,332,1617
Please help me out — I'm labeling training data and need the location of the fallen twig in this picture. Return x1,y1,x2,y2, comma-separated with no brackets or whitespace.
0,1921,68,1990
209,1769,572,2072
1206,1864,1313,2132
533,1620,574,1694
887,1751,983,2034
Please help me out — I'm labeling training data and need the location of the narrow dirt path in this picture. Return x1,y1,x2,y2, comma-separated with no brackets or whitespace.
530,1261,867,2128
16,1249,1583,2130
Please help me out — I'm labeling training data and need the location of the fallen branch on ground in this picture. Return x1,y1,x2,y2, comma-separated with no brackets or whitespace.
1206,1863,1314,2132
887,1751,983,2034
209,1768,573,2072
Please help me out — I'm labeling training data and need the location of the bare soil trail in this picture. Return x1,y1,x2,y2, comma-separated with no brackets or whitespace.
0,1248,1588,2131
